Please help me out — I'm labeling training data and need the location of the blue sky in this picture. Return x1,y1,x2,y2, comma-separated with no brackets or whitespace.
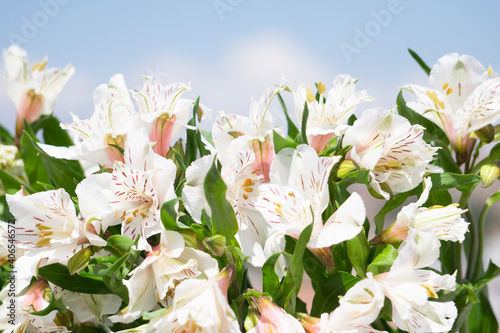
1,0,499,132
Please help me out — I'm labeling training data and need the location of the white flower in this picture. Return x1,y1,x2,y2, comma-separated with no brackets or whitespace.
144,265,241,333
343,107,440,199
403,53,500,162
40,74,138,166
6,188,86,262
76,128,177,249
292,75,373,153
50,285,121,325
255,144,365,249
110,230,219,323
372,177,469,244
132,77,194,157
3,45,74,137
246,296,305,332
374,228,457,332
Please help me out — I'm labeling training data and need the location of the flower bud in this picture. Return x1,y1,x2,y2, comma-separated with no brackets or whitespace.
202,234,226,257
475,124,495,143
67,247,92,275
480,163,500,188
336,160,358,179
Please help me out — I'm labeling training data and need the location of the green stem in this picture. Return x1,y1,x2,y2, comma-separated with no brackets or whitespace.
456,192,473,283
472,191,500,281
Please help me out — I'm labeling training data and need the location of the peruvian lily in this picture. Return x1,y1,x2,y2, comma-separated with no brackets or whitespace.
132,77,196,157
143,264,241,333
110,230,219,323
371,177,469,244
6,188,87,262
299,275,387,332
255,144,365,249
292,75,373,153
40,74,138,167
3,45,74,140
245,296,305,332
374,228,457,332
403,53,500,163
343,107,440,200
76,128,177,249
213,82,288,182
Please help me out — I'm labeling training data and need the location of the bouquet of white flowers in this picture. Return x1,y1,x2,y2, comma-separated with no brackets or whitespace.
0,45,499,333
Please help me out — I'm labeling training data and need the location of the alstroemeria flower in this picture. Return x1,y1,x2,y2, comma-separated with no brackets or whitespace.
292,75,373,153
6,188,87,262
213,83,288,182
3,45,74,139
343,107,440,199
143,265,241,333
246,296,305,333
320,274,386,333
132,77,195,157
371,177,469,244
110,230,219,323
40,74,138,166
51,284,122,324
255,144,365,249
374,228,457,332
403,53,500,163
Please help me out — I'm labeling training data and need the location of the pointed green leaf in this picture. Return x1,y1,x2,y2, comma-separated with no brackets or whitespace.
310,272,360,317
39,263,112,294
408,48,431,76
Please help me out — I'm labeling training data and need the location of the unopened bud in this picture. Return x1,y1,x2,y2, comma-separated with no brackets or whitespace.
337,160,358,179
475,124,495,143
202,234,226,257
244,306,259,331
370,221,409,245
67,247,92,275
480,163,500,188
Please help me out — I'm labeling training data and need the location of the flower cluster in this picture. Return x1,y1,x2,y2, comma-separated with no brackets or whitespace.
0,45,499,333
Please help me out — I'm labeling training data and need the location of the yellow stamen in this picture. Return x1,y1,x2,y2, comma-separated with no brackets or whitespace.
488,65,493,77
386,160,402,169
275,207,283,216
36,238,51,247
421,284,438,298
318,81,326,95
426,91,445,110
244,187,253,193
32,60,47,71
446,87,453,95
243,178,255,187
125,217,133,224
442,82,449,90
36,224,51,231
243,194,249,200
288,192,295,197
306,86,316,103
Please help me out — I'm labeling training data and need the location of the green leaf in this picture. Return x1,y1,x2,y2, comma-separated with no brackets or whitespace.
490,142,500,159
184,97,201,166
20,132,51,187
337,169,370,189
262,252,282,299
105,235,135,257
0,169,27,194
0,124,15,145
285,236,328,286
408,48,431,76
468,290,498,333
203,159,238,239
347,228,370,277
160,198,183,231
396,91,448,144
297,102,309,144
273,129,297,154
367,245,398,275
291,224,313,295
332,241,352,274
102,252,131,302
39,263,112,294
428,172,481,193
433,139,462,174
474,261,500,292
277,92,299,138
24,133,85,196
310,272,360,317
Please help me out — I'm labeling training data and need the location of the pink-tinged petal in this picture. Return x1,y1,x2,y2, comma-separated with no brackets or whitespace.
149,113,176,157
251,134,275,182
247,296,305,333
22,278,50,312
